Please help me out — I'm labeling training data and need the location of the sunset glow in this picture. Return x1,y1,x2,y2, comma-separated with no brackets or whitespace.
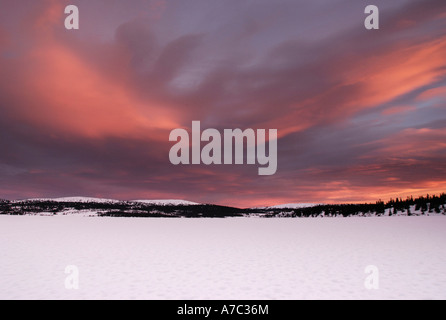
1,0,446,208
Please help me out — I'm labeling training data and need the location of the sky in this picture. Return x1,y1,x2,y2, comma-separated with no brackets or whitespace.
0,0,446,208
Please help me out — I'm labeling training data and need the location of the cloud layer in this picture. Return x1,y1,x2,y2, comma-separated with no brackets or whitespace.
1,0,446,207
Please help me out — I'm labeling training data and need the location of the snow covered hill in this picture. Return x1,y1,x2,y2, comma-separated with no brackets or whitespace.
16,197,122,204
267,203,322,209
14,197,199,206
1,197,240,218
130,199,199,206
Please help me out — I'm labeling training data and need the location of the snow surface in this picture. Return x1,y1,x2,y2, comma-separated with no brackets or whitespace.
1,215,446,300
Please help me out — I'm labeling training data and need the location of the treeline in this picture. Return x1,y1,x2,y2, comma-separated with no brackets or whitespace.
99,204,244,218
0,199,10,214
387,193,446,214
261,193,446,218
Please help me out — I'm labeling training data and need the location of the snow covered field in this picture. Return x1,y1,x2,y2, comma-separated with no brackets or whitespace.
0,215,445,300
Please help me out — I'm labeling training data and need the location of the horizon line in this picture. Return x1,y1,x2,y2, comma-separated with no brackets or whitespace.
2,192,445,209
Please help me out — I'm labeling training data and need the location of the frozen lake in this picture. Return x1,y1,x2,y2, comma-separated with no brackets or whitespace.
1,215,445,300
